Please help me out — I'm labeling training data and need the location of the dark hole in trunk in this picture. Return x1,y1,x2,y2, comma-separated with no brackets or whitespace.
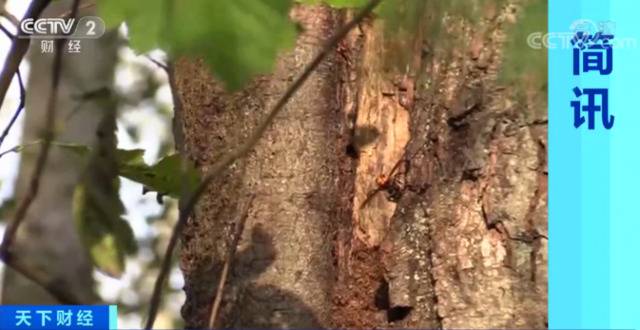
387,306,413,322
374,279,413,322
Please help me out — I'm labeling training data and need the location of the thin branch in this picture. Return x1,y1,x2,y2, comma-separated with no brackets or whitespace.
0,23,15,38
5,256,83,304
0,144,19,159
144,1,382,328
0,0,52,110
0,140,39,160
208,195,254,329
0,0,84,305
0,7,20,28
1,0,75,254
144,54,169,73
0,24,26,151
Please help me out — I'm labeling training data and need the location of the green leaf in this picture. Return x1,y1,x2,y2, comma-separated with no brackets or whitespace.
51,141,91,156
119,153,201,199
73,183,136,278
98,1,163,52
73,109,136,278
98,0,297,89
9,141,200,199
0,198,15,221
115,148,146,167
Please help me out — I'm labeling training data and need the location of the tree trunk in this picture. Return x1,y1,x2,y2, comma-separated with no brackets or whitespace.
174,2,547,328
2,2,118,304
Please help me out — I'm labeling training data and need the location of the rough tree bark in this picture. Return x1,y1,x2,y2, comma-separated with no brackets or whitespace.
174,2,547,328
1,2,118,304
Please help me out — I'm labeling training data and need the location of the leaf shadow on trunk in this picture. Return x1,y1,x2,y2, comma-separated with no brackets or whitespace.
213,224,322,328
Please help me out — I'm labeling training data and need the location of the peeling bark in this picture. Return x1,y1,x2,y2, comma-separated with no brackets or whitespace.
350,19,411,248
382,3,548,328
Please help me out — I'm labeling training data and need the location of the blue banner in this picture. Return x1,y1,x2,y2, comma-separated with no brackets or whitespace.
550,0,640,329
0,305,116,330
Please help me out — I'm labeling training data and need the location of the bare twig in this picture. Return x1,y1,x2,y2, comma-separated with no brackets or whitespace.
144,1,381,328
0,144,19,159
1,0,78,254
0,0,84,305
6,256,83,304
0,0,52,110
0,23,15,38
208,195,255,329
0,6,20,28
0,140,39,160
0,24,25,151
144,54,169,73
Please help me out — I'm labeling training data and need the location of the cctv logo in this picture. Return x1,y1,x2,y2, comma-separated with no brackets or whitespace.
20,18,76,37
17,17,105,39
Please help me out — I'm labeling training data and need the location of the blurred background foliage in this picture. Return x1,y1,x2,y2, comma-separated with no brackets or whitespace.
92,44,185,329
0,14,185,326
